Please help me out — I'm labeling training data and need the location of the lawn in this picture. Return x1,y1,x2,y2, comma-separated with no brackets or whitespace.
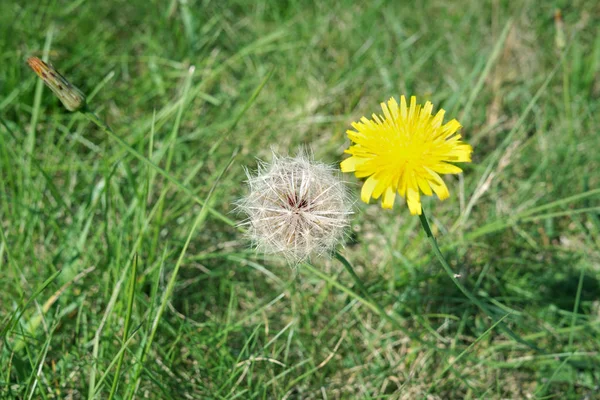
1,0,599,398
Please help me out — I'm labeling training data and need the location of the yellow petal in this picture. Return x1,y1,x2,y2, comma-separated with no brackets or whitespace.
380,101,398,133
360,176,378,203
355,168,373,178
449,144,473,162
422,101,433,119
400,95,408,120
372,173,393,200
381,186,396,209
424,168,450,200
416,174,433,196
340,157,358,172
381,100,392,122
406,186,422,215
351,121,363,131
408,96,417,121
347,129,366,142
396,169,407,197
432,162,463,174
431,109,445,128
439,119,462,139
387,97,399,119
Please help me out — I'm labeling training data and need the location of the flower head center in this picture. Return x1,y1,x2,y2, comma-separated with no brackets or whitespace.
287,194,309,213
384,139,430,171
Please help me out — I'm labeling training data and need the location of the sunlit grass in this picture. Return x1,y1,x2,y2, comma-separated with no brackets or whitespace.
1,1,599,398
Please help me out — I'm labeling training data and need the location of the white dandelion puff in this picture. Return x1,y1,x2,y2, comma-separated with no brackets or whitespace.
237,151,353,264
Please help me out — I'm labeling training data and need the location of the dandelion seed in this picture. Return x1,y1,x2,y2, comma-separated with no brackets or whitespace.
27,57,86,112
238,151,352,264
341,96,473,215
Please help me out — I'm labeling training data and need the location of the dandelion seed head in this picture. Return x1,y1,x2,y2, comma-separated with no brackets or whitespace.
238,151,353,264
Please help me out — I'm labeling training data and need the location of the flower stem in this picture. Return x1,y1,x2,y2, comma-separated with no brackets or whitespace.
308,256,426,344
418,210,541,352
334,252,371,299
330,253,450,348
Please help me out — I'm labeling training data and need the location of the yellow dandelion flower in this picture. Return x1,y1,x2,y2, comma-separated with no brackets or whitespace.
340,96,472,215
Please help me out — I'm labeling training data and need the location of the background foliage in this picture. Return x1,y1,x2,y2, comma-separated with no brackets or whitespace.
1,0,599,398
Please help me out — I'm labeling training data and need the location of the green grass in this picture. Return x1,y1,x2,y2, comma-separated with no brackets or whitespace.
1,0,599,398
